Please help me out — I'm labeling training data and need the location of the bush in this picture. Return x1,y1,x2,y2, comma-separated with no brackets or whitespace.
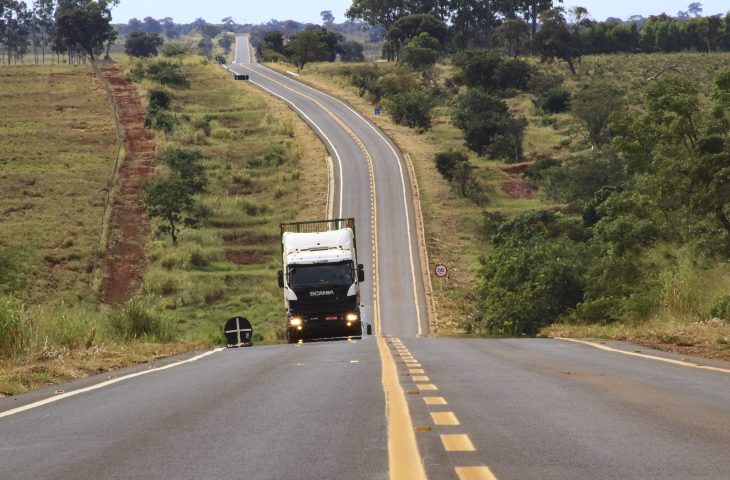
452,89,512,154
710,295,730,320
148,89,172,111
146,61,190,88
384,90,435,130
108,300,176,342
161,43,190,57
125,32,164,58
145,109,178,133
435,150,469,181
541,86,572,113
0,297,33,358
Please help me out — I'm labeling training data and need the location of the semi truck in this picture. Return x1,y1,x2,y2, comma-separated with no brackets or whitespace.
278,218,366,343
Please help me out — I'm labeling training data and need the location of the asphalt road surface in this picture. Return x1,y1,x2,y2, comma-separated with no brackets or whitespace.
2,36,729,480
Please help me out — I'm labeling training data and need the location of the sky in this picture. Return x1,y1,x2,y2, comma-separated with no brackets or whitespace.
111,1,730,25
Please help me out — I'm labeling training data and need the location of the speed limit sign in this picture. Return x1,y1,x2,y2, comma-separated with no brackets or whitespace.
434,264,448,278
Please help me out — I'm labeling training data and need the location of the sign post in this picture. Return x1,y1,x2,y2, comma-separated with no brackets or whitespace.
224,316,253,348
434,264,448,292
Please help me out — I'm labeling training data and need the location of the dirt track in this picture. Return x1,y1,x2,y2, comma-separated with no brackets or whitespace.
98,66,155,305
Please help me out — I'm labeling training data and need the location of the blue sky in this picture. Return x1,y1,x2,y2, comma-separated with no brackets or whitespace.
111,1,730,25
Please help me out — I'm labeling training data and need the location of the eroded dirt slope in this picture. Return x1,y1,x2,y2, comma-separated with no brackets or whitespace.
98,67,155,305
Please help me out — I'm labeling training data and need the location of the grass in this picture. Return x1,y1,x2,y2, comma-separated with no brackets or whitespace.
264,53,730,359
132,55,327,345
0,65,117,304
0,52,328,394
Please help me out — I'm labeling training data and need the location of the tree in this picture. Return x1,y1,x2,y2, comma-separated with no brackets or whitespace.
221,16,235,30
494,18,531,57
687,2,703,16
386,13,447,54
520,0,564,37
144,149,207,244
124,32,163,57
532,7,583,74
218,32,234,54
453,50,532,93
285,28,328,70
452,89,516,155
571,80,625,147
320,10,334,25
53,0,118,60
399,32,440,69
337,40,365,62
199,22,221,39
435,150,469,181
142,16,162,33
384,89,435,129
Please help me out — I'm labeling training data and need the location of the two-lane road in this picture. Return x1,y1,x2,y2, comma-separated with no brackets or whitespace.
2,35,729,480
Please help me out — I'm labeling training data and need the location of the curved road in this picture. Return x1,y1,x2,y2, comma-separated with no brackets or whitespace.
1,36,729,480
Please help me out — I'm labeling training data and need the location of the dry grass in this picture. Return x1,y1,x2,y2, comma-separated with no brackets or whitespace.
0,65,117,303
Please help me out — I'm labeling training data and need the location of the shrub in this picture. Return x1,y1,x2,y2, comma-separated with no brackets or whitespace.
384,90,435,130
435,150,469,181
0,297,33,358
148,89,172,111
452,89,512,154
108,300,176,342
146,61,190,88
145,109,178,132
710,295,730,320
541,86,572,113
161,43,190,57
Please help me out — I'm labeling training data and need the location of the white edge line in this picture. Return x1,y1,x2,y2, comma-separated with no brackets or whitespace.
556,338,730,374
0,348,226,419
257,66,424,336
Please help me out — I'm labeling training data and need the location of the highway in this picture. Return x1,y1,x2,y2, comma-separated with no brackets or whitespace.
1,36,729,480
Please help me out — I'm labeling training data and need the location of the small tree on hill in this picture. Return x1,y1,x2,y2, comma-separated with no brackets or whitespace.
124,32,163,57
53,0,118,61
532,7,583,74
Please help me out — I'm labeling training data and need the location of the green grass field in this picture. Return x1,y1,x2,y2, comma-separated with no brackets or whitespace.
0,65,117,303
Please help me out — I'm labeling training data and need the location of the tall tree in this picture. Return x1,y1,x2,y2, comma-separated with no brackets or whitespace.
285,27,328,70
320,10,334,25
53,0,118,61
532,7,582,74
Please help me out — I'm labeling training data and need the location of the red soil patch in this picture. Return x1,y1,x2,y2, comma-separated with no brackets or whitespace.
224,251,266,265
500,162,535,199
97,67,155,306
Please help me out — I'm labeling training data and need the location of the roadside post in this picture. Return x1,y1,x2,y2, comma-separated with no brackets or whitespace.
224,316,253,348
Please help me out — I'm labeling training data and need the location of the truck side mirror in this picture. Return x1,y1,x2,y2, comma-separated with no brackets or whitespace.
278,270,284,288
357,264,365,283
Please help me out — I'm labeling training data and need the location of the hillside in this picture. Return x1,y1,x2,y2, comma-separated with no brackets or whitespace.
0,57,327,394
264,51,730,360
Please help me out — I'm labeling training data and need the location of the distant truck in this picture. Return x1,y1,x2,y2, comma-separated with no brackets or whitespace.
278,218,366,343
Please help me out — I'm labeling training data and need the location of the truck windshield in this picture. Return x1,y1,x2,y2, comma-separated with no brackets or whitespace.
288,262,354,288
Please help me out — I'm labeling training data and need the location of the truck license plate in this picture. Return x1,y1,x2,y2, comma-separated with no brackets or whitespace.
325,315,338,321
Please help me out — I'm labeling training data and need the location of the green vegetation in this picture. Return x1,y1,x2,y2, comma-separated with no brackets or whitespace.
266,50,730,359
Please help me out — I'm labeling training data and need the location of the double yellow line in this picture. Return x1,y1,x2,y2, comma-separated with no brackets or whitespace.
233,63,427,479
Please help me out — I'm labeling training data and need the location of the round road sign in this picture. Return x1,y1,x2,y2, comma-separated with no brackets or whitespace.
224,316,253,347
434,264,448,278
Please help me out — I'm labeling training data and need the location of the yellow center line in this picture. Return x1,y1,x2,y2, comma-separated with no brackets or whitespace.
418,383,439,391
412,376,430,382
423,397,447,406
235,62,429,480
409,369,425,374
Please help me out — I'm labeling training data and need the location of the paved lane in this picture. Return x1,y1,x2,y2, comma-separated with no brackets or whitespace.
0,341,387,480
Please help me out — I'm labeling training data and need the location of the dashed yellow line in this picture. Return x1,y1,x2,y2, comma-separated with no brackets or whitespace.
431,411,460,426
409,368,425,374
417,383,438,391
455,466,498,480
441,434,476,452
423,397,447,405
412,375,430,382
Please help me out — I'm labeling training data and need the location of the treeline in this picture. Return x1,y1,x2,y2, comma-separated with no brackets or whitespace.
345,1,730,60
0,0,117,64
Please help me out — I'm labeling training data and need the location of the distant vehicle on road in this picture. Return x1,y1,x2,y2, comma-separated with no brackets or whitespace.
278,218,366,343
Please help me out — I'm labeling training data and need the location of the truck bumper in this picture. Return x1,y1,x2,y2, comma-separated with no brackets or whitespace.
287,320,362,342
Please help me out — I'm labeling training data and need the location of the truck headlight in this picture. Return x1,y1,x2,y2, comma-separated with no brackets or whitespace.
290,317,302,326
346,313,358,322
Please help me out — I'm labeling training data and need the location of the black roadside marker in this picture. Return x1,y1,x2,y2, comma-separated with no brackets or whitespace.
224,316,253,348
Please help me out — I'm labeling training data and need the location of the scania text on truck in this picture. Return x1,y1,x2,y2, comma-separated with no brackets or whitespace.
278,218,366,343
